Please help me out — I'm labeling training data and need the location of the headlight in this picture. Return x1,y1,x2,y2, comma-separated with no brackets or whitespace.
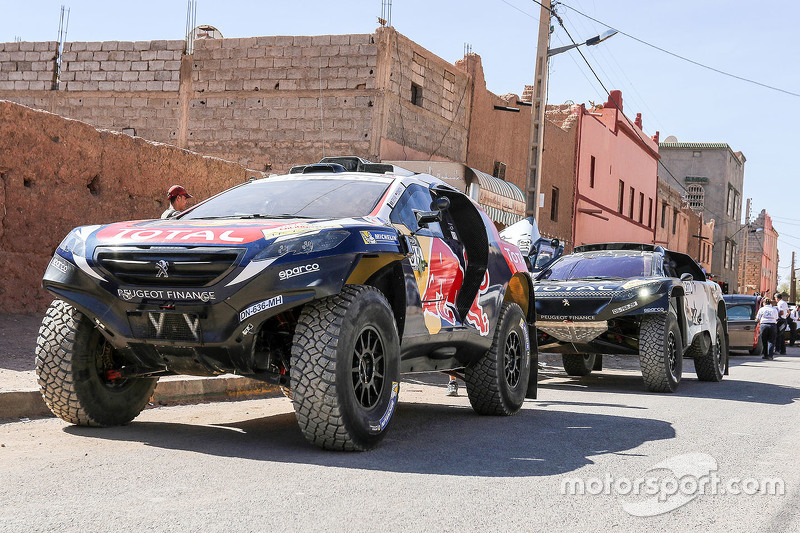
253,230,350,261
57,230,86,257
621,279,657,290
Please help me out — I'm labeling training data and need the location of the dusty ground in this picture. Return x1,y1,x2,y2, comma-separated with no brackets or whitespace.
0,313,42,373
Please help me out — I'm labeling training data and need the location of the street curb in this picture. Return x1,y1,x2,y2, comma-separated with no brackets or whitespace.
0,376,281,421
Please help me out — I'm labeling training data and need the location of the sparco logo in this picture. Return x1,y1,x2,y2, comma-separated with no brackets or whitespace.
279,263,320,280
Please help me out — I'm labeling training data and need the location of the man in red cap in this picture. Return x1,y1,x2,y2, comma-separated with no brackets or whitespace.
161,185,193,219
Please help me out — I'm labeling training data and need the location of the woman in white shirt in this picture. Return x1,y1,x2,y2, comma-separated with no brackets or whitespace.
756,298,779,360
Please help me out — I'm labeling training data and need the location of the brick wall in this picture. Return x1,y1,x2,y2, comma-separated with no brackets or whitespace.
0,100,262,313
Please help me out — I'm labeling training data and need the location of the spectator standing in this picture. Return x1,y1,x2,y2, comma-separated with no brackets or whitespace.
756,298,779,360
161,185,193,219
776,293,789,355
790,305,799,347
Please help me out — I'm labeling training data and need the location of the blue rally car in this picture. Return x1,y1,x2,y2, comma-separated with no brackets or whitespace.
36,158,536,450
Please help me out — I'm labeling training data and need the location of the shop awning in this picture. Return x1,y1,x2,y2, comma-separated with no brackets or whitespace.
468,168,525,226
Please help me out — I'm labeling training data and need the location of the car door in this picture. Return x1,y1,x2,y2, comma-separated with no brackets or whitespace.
726,302,757,349
389,184,464,334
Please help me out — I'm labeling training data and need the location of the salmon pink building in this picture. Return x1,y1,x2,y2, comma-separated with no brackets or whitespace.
562,90,659,248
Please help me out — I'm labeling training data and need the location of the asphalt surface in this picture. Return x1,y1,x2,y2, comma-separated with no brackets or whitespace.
2,347,799,532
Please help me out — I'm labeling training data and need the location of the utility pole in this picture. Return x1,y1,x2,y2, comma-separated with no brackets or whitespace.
792,252,797,303
740,198,752,294
525,0,551,220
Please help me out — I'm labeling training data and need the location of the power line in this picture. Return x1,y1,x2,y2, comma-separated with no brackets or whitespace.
555,1,800,99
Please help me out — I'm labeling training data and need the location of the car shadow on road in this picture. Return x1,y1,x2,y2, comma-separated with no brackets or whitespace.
539,356,800,405
63,402,674,477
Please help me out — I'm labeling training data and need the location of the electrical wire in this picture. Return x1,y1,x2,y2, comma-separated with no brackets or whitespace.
552,1,800,99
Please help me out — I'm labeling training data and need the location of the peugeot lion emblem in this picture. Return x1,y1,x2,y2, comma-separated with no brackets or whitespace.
562,299,570,306
155,260,170,278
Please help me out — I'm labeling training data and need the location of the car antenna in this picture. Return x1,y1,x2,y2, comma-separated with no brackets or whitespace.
318,56,326,158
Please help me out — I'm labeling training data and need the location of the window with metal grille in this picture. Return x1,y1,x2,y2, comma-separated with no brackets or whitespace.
661,202,667,228
618,180,624,213
589,156,596,188
648,198,653,227
687,184,704,209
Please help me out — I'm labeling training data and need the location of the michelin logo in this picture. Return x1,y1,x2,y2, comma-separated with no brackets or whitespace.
361,230,399,245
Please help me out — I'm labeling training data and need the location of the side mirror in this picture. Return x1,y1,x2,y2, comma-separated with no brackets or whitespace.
414,209,442,228
433,196,450,211
680,273,694,282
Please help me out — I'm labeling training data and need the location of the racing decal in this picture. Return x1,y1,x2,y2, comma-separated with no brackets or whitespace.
420,239,464,334
241,323,254,336
360,230,399,245
466,271,491,336
118,288,216,302
261,221,343,240
239,295,284,322
501,244,527,273
279,263,320,280
612,301,638,315
97,224,264,244
50,256,69,274
535,285,619,292
386,188,403,208
682,281,695,294
539,315,596,321
643,307,666,313
406,235,427,273
370,382,400,433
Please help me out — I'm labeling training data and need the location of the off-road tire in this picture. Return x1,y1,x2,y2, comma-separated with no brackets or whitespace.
465,302,530,415
695,317,727,382
35,299,158,426
639,312,683,393
290,285,400,451
562,354,596,376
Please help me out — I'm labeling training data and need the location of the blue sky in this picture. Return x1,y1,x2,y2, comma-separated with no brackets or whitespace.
3,0,799,284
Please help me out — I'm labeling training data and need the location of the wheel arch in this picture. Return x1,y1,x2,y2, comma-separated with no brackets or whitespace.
346,256,407,340
503,272,534,323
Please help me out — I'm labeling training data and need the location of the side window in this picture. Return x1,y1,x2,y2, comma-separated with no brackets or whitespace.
389,184,444,238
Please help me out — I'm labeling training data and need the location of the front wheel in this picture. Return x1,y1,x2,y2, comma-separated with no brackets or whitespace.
290,285,400,451
562,354,597,376
465,303,531,415
639,312,683,393
695,317,727,382
35,299,158,426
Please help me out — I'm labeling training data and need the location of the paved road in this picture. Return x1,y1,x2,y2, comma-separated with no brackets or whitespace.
2,352,799,532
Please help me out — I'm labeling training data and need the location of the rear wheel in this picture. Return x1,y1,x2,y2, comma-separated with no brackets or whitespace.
35,299,158,426
639,312,683,393
465,303,530,415
562,354,597,376
290,285,400,451
695,317,727,382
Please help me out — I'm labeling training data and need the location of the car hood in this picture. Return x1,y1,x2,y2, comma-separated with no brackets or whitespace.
92,217,370,246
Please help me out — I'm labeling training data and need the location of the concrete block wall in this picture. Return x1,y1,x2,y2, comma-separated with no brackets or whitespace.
60,40,184,92
0,41,58,90
381,30,469,162
188,34,379,170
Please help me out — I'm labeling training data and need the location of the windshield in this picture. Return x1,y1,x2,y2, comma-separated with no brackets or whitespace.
539,252,653,281
181,178,390,220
